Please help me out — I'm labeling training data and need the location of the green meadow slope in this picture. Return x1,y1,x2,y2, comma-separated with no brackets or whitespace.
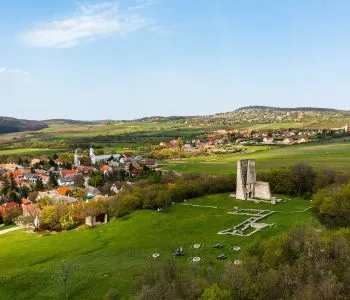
0,194,311,299
163,142,350,175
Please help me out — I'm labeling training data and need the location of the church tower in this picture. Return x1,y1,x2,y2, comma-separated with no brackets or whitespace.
90,147,95,157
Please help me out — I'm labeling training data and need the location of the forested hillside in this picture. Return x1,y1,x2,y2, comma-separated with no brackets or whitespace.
0,117,47,134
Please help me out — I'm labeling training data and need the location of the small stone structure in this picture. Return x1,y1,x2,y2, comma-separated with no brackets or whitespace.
85,214,108,226
236,159,272,201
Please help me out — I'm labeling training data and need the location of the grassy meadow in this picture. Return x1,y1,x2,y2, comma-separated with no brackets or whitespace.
163,142,350,175
0,193,312,300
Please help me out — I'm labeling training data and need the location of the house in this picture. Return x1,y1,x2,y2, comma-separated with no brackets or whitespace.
57,177,75,186
144,159,157,168
59,169,77,177
56,186,72,196
21,198,32,205
235,138,244,144
30,158,41,166
100,165,112,175
0,201,20,214
183,144,194,152
11,169,24,177
28,174,42,184
110,181,123,194
159,141,171,148
283,138,295,144
37,191,78,204
263,137,274,144
297,137,311,143
40,175,49,185
0,163,21,171
76,165,95,175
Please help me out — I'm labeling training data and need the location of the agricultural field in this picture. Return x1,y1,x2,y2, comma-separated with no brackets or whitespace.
163,142,350,175
0,193,312,299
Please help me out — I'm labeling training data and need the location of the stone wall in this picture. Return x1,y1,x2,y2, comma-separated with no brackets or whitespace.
236,160,247,200
254,181,271,200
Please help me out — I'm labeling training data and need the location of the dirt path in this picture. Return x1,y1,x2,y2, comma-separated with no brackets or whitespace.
0,226,22,236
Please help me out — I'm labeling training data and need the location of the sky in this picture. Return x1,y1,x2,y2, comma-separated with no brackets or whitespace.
1,0,350,120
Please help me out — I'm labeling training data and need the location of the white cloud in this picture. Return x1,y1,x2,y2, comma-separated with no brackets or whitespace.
20,1,154,48
0,67,30,75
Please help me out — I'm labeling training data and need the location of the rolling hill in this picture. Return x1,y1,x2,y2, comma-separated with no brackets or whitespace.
1,106,350,134
0,117,48,134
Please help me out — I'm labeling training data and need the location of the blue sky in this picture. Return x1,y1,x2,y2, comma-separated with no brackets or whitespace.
1,0,350,120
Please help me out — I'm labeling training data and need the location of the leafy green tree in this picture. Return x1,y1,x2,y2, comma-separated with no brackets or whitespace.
88,171,103,187
0,174,20,202
200,284,231,300
312,184,350,228
290,163,316,197
35,178,45,191
49,171,58,187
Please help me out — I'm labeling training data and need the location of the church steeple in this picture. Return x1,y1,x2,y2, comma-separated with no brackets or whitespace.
89,146,95,157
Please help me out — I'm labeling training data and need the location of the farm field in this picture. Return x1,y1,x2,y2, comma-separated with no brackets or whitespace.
0,148,62,156
163,142,350,174
0,193,312,300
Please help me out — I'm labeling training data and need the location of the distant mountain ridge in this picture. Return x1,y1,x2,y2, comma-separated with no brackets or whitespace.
234,106,350,114
1,106,350,134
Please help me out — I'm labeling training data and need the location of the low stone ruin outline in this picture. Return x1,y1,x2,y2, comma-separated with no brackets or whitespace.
218,208,275,237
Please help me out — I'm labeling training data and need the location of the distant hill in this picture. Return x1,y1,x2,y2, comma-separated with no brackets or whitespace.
43,119,102,125
196,106,350,127
235,106,350,114
0,117,48,134
1,106,350,134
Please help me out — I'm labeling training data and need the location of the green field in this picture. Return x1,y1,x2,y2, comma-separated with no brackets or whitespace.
0,148,63,156
163,142,350,174
0,193,312,299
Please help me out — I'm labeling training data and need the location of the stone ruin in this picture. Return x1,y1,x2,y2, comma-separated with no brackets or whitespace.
85,214,108,226
236,159,272,202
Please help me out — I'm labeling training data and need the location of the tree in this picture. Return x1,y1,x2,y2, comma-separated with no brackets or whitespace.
88,171,103,187
49,171,58,187
290,163,316,197
312,184,350,228
1,206,22,225
0,174,20,202
200,284,231,300
35,178,45,191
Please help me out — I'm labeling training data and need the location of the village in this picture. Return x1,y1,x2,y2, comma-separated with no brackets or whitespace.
0,147,162,228
157,124,349,154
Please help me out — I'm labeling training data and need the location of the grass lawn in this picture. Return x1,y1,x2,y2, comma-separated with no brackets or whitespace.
163,142,350,174
0,193,312,299
0,148,62,156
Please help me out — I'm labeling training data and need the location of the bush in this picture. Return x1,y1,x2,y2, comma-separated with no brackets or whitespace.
312,184,350,228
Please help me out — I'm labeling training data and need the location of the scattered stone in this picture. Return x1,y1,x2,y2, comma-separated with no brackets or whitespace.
192,257,201,262
217,254,227,260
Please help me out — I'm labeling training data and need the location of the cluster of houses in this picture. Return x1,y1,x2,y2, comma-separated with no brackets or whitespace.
0,148,159,211
159,125,350,150
158,129,316,152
